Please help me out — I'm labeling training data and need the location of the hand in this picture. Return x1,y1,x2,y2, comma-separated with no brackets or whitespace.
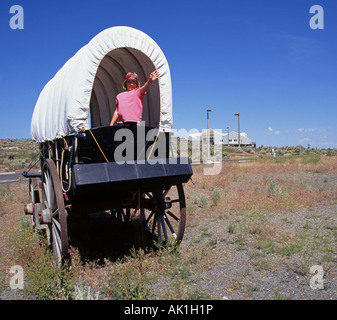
149,70,160,81
140,70,161,95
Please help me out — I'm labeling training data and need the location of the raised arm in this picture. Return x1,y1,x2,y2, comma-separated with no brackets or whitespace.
140,70,160,95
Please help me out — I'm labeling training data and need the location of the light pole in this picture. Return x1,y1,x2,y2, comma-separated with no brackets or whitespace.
234,113,240,148
227,126,229,146
207,109,211,162
207,109,211,131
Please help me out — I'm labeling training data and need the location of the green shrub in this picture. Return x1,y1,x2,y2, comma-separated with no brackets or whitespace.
199,194,208,208
302,153,321,164
267,180,284,197
9,217,76,300
103,249,152,300
211,188,221,206
326,148,337,156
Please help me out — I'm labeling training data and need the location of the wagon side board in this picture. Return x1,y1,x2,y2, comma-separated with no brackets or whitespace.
72,157,192,195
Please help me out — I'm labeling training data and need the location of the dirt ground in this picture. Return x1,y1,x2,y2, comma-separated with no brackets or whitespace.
1,156,337,300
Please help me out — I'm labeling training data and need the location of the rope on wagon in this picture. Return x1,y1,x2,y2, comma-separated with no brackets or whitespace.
147,130,160,160
60,139,73,193
60,147,72,193
87,129,109,163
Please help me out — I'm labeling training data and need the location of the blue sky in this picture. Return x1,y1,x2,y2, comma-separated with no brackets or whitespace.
1,0,336,148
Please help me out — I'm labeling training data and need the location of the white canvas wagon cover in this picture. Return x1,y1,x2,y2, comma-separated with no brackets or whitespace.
31,26,173,142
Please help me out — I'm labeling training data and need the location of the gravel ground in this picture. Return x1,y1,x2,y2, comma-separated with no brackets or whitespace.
182,204,337,300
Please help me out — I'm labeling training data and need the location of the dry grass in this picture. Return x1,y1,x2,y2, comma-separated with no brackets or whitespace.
1,154,337,299
186,155,337,216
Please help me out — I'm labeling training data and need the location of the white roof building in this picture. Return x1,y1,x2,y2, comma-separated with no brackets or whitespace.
186,129,255,147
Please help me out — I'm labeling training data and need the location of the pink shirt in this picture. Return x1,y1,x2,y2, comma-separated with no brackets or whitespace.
116,88,144,123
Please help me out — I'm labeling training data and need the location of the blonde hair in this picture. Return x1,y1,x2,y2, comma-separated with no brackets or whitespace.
123,72,140,90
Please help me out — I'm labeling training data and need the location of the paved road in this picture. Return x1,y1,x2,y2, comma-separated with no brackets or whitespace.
0,172,28,184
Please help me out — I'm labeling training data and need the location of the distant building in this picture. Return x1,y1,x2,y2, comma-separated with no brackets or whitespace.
186,129,256,147
223,131,256,147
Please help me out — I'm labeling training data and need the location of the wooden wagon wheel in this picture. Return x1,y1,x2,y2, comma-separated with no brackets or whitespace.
141,183,186,247
41,159,69,263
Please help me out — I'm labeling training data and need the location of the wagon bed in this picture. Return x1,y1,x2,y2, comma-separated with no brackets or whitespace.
72,125,192,193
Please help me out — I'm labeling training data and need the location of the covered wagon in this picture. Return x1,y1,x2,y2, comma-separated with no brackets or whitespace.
24,26,193,263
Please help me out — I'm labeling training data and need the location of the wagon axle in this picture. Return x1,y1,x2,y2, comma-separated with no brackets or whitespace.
118,193,173,212
135,194,173,212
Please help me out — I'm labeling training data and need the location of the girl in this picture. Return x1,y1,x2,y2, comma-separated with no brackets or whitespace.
110,70,160,126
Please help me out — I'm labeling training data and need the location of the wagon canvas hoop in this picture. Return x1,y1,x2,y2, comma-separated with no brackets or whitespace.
31,26,173,143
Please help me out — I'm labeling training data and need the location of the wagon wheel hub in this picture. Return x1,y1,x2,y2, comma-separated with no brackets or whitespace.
164,197,172,209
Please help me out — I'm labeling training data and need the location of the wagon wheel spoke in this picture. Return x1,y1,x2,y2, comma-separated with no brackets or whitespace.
146,211,155,224
166,210,179,221
110,208,130,225
163,213,177,240
145,192,154,199
52,221,62,259
169,199,180,204
151,214,157,235
159,189,170,201
42,159,69,265
159,214,169,244
141,183,186,247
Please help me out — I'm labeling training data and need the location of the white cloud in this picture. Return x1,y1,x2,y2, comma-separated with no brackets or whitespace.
299,138,311,144
267,127,285,135
297,127,328,134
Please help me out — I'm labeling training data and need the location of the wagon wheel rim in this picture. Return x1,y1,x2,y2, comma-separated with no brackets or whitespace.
42,159,69,263
141,183,186,247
